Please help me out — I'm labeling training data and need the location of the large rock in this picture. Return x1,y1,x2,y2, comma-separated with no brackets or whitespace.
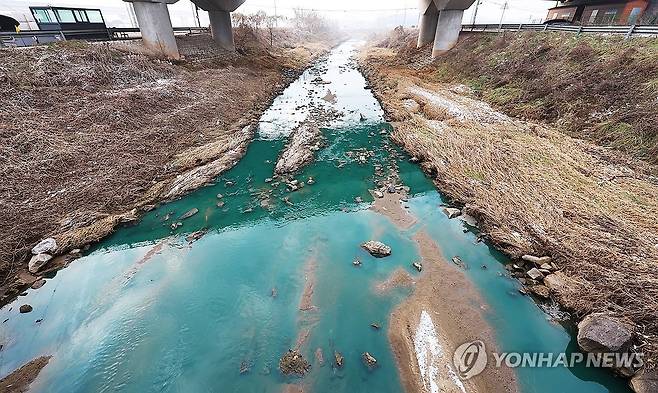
31,238,57,255
544,271,584,310
526,267,544,280
630,369,658,393
361,241,392,258
442,207,461,219
577,313,633,354
275,122,324,175
28,254,52,274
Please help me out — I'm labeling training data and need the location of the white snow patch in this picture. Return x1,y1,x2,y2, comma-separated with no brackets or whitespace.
413,310,468,393
447,363,467,393
414,310,444,393
407,85,511,124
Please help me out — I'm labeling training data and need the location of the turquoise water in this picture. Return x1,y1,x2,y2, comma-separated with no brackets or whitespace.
0,42,631,393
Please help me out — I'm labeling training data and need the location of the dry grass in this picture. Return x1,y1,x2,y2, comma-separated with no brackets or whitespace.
0,33,328,300
400,103,658,368
360,39,658,368
373,31,658,164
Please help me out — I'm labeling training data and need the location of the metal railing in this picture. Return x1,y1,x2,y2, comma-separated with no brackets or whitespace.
0,27,209,48
462,23,658,38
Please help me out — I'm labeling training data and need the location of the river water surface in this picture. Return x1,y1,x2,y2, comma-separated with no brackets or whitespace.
0,42,631,393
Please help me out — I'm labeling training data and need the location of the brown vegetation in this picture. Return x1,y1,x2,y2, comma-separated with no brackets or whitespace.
359,30,658,369
0,32,330,304
378,30,658,164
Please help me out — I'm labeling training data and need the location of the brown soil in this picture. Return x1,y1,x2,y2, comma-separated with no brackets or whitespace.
359,31,658,370
0,32,331,306
374,190,517,392
0,356,51,393
374,267,415,295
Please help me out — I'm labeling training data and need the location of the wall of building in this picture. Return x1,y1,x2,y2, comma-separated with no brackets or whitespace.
547,0,658,25
546,6,579,21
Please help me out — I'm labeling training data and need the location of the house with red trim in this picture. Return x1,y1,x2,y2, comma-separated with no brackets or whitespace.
545,0,658,25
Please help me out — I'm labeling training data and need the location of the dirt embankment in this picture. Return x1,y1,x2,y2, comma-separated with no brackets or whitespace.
0,33,331,305
359,30,658,374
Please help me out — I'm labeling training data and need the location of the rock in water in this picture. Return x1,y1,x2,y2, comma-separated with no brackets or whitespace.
442,207,462,219
279,349,311,376
31,279,47,290
275,122,324,175
361,241,392,258
28,254,52,274
334,351,344,368
185,230,207,243
32,238,57,255
451,256,468,270
577,313,633,354
362,352,378,369
179,208,199,220
19,304,33,313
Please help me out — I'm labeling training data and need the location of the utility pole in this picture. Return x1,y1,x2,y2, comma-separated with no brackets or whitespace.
194,5,201,28
273,0,278,26
471,0,481,25
499,0,508,30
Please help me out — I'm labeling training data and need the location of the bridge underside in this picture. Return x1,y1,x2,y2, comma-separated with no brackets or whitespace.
418,0,476,58
124,0,245,59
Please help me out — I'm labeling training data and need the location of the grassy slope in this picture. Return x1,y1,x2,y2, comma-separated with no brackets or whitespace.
414,32,658,164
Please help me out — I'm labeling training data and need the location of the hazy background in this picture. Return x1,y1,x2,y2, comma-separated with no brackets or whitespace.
1,0,552,30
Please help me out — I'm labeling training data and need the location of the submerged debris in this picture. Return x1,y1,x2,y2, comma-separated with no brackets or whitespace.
240,360,252,375
451,256,468,270
279,349,311,376
179,208,199,220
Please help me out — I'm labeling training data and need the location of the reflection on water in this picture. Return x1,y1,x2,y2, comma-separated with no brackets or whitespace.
0,42,630,393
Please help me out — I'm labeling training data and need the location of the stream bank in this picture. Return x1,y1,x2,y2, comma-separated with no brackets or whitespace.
0,41,640,393
0,33,333,308
358,35,658,391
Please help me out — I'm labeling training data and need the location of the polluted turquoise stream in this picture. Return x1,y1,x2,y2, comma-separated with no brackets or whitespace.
0,42,631,393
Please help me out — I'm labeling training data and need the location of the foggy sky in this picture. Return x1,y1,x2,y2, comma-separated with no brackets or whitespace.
1,0,552,30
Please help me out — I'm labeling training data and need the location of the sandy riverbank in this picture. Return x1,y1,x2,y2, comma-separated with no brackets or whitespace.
373,191,518,393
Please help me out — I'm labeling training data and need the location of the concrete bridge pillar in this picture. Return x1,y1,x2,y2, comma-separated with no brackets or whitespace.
193,0,246,50
432,9,465,58
417,1,475,57
417,1,439,48
208,10,234,50
127,0,180,59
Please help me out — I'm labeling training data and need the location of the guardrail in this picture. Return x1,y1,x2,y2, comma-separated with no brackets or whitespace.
0,27,209,48
462,23,658,38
